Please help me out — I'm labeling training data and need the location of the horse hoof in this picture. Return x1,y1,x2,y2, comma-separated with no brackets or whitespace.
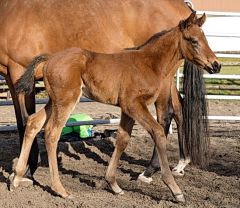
172,169,184,177
9,173,18,191
112,187,124,195
109,182,124,195
138,172,153,184
174,193,186,203
9,172,33,188
9,180,17,192
116,190,124,195
66,194,75,199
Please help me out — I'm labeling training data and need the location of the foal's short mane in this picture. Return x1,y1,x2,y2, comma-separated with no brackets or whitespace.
125,29,172,50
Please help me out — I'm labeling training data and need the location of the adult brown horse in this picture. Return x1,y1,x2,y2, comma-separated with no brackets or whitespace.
0,0,206,180
12,12,221,202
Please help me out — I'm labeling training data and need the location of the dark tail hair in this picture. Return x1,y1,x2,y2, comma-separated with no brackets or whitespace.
182,60,209,168
15,54,49,95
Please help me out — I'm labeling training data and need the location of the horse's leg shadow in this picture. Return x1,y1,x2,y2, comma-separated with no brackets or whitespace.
67,140,108,166
82,135,150,167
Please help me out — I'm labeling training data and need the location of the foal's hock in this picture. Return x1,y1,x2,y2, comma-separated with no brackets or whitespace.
13,12,220,203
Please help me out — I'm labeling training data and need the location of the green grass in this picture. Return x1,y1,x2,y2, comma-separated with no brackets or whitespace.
218,58,240,75
218,57,240,63
218,66,240,75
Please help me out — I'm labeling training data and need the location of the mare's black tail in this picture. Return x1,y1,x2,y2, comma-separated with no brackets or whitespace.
182,60,209,168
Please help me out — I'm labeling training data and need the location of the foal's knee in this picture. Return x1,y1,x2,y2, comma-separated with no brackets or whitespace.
25,114,41,136
150,127,168,150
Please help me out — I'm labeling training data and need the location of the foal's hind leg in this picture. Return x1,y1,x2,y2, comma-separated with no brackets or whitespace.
44,91,81,198
128,103,185,203
105,112,135,195
11,102,51,189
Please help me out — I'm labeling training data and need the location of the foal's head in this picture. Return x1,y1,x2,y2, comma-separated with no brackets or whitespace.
179,12,221,74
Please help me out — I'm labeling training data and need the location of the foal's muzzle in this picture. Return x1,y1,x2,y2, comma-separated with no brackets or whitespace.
209,61,221,74
207,61,221,74
212,61,221,73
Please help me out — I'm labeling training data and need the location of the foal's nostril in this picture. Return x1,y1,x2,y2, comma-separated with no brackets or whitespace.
212,61,221,72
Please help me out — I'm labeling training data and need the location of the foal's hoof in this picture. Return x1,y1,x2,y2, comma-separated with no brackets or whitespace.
66,194,75,200
53,190,70,199
174,193,186,203
137,172,153,184
112,186,124,195
108,182,124,195
115,189,124,195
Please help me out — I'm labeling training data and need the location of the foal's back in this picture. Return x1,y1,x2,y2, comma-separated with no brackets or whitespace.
44,47,160,106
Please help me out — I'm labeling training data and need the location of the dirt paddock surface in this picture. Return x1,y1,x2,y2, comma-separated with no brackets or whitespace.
0,100,239,208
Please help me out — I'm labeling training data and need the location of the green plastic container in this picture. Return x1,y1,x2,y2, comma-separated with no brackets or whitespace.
61,113,93,138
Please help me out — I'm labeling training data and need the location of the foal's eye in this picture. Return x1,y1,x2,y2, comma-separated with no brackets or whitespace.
190,38,198,46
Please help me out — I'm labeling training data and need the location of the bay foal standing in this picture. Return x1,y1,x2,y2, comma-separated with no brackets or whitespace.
13,13,220,203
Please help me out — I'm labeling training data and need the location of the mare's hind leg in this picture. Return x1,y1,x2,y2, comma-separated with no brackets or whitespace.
128,103,185,203
106,112,135,194
44,90,81,198
11,102,51,189
171,86,190,176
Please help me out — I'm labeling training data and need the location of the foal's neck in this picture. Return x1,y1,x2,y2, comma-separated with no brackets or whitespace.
142,28,183,77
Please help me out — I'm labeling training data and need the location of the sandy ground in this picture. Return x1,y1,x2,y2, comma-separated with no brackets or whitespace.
0,100,239,208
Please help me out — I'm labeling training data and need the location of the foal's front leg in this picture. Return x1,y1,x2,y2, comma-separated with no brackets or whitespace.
138,97,173,183
129,103,185,203
105,112,135,194
139,85,191,183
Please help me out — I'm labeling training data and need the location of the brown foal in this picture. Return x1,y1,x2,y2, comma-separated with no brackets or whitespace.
13,13,220,203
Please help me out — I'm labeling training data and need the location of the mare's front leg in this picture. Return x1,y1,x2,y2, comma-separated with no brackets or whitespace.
171,85,190,176
129,102,185,203
105,112,135,194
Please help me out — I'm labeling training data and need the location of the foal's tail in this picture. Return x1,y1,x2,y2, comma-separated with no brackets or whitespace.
182,60,209,168
15,54,49,95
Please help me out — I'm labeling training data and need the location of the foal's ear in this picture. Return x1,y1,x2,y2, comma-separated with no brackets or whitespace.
179,11,197,31
195,13,206,27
